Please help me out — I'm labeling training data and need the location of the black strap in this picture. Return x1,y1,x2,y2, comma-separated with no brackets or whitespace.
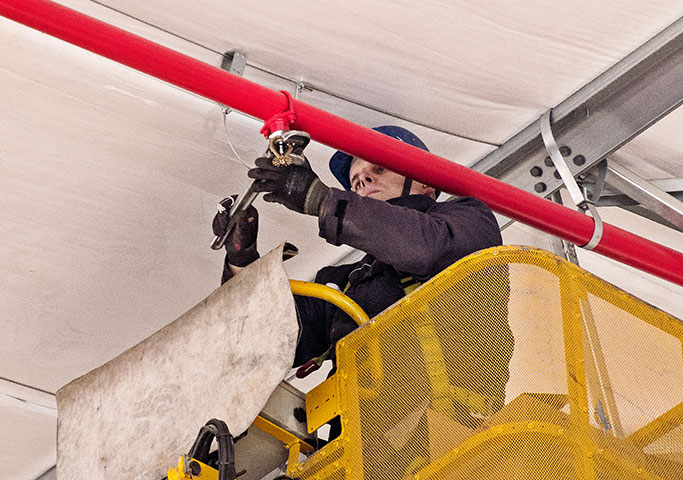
401,177,413,197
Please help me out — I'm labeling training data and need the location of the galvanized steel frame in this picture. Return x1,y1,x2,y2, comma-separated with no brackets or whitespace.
471,17,683,199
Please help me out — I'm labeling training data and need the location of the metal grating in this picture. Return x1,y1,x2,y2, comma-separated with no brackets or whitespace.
295,246,683,479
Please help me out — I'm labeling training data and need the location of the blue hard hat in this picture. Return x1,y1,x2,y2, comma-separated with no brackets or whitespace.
329,125,430,191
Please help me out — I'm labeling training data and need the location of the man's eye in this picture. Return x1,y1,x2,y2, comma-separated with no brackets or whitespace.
376,167,384,174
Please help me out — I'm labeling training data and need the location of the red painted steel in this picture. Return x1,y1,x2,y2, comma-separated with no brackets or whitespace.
1,0,682,285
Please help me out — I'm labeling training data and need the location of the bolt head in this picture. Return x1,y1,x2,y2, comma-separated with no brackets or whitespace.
293,407,307,423
188,460,201,476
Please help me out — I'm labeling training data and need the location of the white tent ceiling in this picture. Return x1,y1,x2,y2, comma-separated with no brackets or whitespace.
1,1,682,478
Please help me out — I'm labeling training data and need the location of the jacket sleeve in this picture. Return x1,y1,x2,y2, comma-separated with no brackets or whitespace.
318,189,502,280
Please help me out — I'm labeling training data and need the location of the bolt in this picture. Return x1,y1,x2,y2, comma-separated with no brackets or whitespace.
573,154,586,166
560,146,572,157
544,156,554,167
188,460,201,476
293,407,307,423
554,170,562,179
530,166,543,177
534,182,547,193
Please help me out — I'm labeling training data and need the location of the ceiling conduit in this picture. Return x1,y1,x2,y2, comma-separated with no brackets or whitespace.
1,0,682,286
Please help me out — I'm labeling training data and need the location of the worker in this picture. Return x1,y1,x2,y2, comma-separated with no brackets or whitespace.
214,125,513,428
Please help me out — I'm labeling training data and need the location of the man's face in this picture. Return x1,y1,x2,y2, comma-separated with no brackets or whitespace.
348,158,409,201
349,158,435,201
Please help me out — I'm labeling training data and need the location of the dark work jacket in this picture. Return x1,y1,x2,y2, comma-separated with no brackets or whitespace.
293,189,504,366
220,189,512,410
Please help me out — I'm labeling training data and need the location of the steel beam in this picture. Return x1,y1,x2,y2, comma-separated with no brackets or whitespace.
596,176,683,229
597,179,683,229
604,162,683,229
598,177,683,226
471,17,683,204
599,177,683,201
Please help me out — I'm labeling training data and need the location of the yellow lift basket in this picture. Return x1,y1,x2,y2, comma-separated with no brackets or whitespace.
288,245,683,480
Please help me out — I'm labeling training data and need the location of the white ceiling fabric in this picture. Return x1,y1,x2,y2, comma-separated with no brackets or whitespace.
86,0,682,144
0,380,56,479
1,1,682,478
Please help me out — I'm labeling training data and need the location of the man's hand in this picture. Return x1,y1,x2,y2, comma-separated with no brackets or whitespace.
212,196,259,267
248,157,330,216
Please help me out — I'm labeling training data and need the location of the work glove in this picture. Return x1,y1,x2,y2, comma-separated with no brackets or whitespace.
247,156,330,216
212,196,260,267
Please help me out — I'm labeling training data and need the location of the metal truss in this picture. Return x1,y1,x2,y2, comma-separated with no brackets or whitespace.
601,166,683,230
471,17,683,233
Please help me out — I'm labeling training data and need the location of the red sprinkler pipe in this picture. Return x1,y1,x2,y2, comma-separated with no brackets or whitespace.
1,0,682,286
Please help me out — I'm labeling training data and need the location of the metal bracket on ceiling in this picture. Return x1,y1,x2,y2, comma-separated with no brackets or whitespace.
295,81,313,100
579,159,608,206
221,50,247,76
219,51,248,115
540,110,604,250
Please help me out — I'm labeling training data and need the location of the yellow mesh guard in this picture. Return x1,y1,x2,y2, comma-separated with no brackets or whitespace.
290,246,683,480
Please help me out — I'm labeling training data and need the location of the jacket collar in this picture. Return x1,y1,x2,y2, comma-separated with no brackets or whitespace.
387,194,435,212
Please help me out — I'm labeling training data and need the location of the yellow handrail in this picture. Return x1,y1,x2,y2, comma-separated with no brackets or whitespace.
289,280,369,326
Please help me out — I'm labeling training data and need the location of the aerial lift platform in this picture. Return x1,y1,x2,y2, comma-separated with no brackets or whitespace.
272,245,683,480
58,245,683,480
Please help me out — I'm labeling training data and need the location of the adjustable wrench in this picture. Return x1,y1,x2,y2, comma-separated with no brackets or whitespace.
210,130,311,250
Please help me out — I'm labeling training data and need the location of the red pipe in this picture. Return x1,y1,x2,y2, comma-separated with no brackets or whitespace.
2,0,682,286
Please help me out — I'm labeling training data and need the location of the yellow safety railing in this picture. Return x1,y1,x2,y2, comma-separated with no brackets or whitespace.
289,246,683,480
290,280,369,326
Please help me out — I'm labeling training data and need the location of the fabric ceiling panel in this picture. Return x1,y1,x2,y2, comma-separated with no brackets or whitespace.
612,106,683,180
0,381,56,479
0,16,347,393
86,0,682,146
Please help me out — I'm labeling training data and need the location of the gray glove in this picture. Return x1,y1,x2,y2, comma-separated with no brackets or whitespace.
247,157,330,216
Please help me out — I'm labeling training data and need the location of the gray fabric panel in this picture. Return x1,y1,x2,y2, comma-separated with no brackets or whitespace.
56,245,297,479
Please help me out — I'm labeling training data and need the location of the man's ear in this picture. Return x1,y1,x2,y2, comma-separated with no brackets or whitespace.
421,184,436,198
